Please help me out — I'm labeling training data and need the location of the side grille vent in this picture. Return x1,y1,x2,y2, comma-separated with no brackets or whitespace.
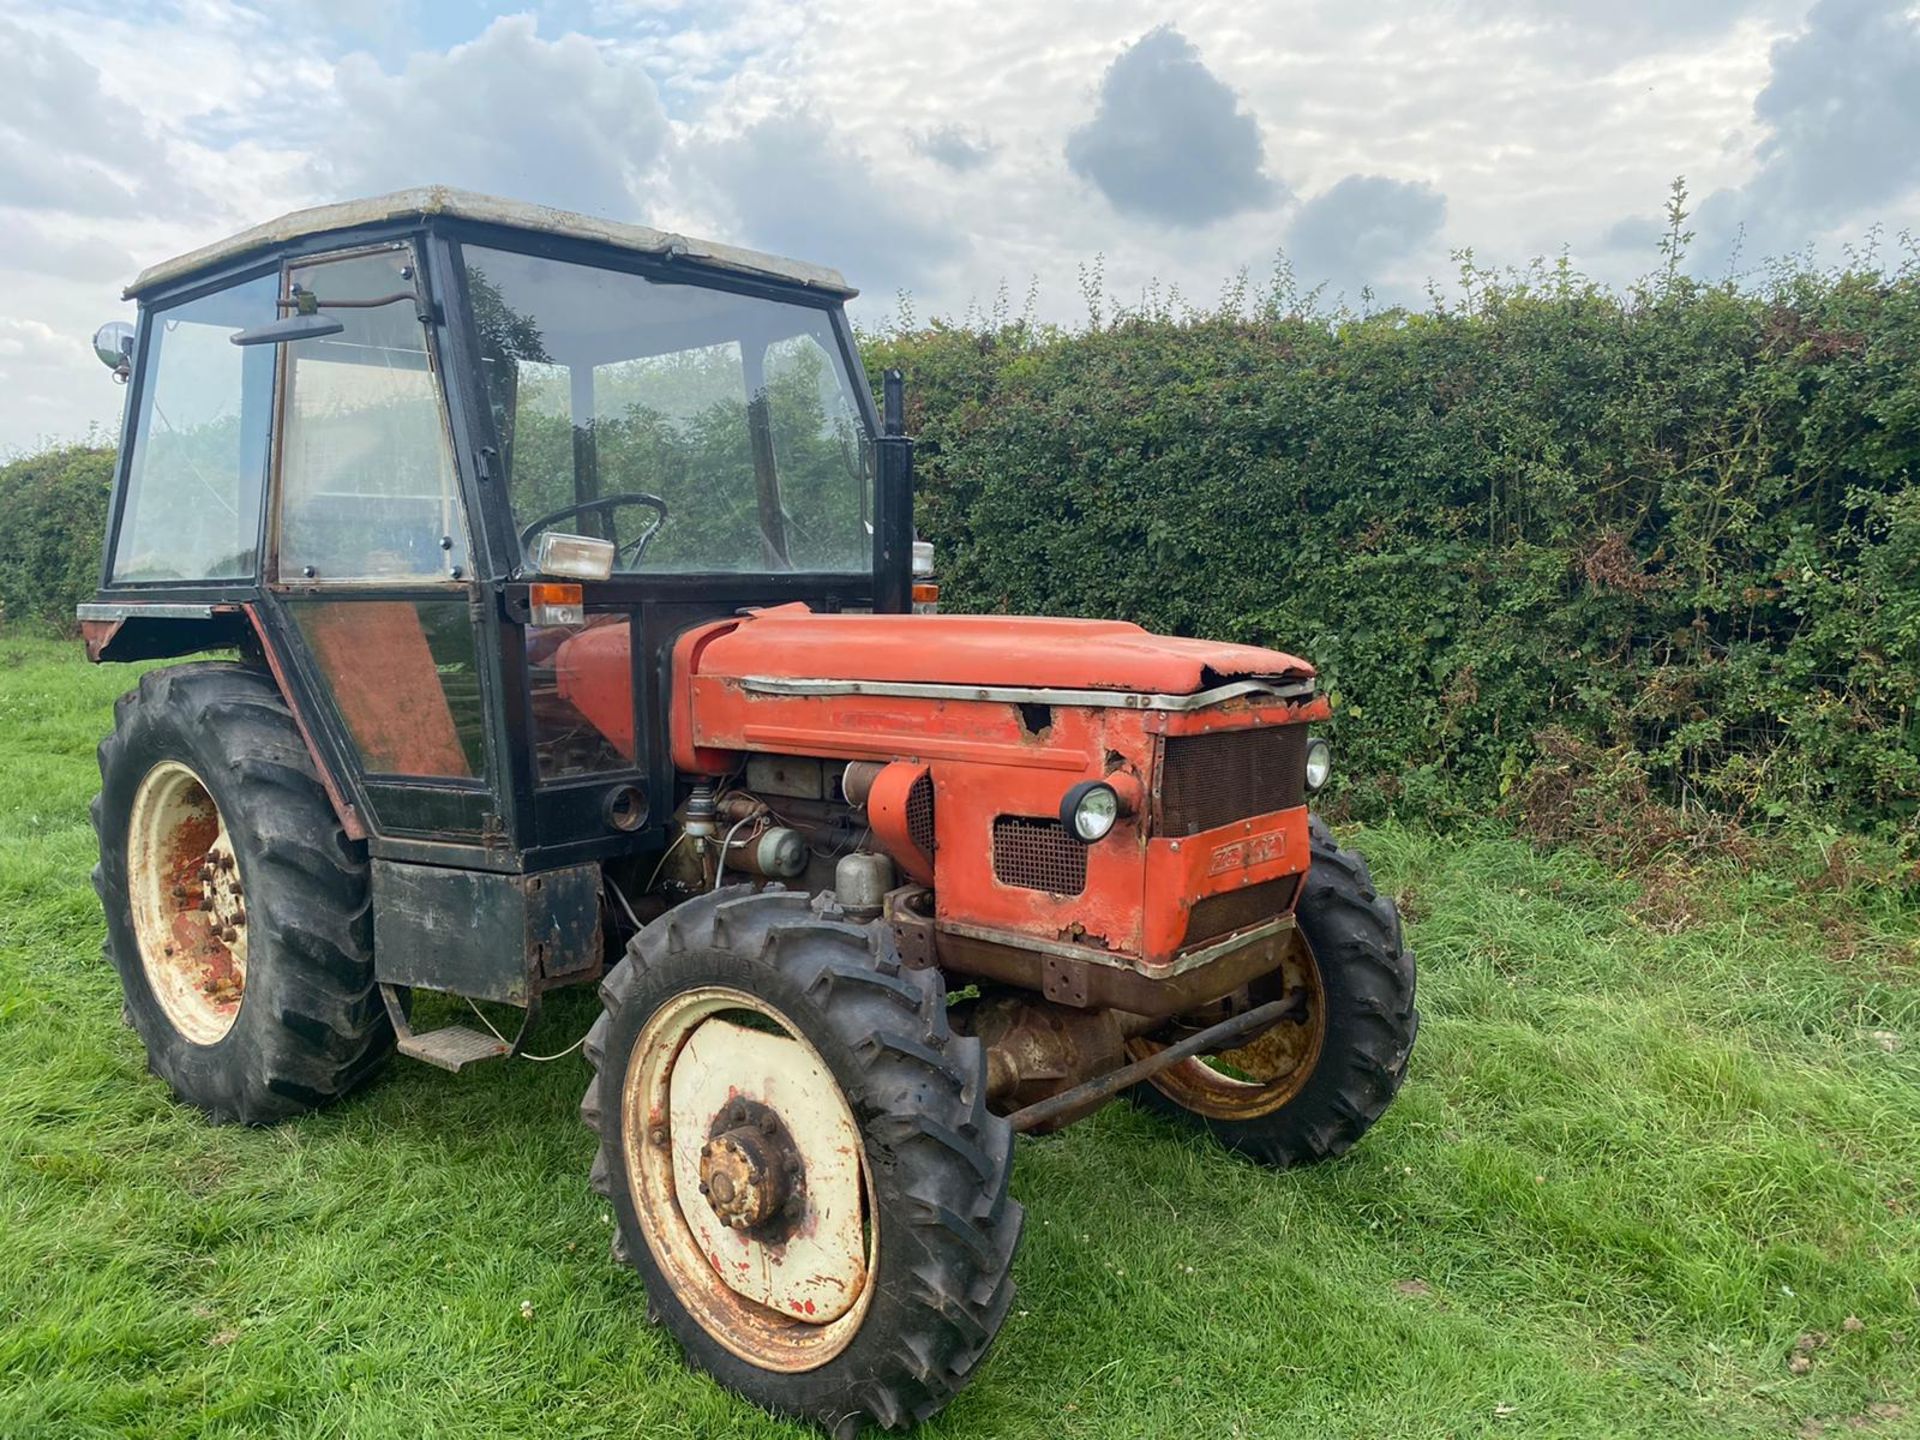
1159,725,1308,836
991,817,1087,896
906,772,935,856
1183,876,1299,948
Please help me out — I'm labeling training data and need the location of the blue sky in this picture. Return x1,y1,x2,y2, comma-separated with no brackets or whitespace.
2,0,1917,453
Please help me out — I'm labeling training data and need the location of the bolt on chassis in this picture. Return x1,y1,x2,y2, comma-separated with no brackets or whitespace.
80,188,1417,1433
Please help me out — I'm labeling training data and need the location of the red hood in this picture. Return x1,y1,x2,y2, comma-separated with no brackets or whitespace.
683,604,1312,694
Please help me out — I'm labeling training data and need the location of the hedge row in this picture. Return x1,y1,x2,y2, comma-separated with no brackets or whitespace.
0,443,113,633
866,263,1920,837
6,259,1916,836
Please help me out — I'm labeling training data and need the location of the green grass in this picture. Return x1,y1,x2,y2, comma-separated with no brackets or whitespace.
2,632,1917,1439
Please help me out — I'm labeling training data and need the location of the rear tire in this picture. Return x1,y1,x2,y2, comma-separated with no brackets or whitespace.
92,663,391,1124
581,887,1021,1432
1129,815,1417,1165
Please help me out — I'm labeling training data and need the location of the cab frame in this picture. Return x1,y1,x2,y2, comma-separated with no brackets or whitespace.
84,201,914,883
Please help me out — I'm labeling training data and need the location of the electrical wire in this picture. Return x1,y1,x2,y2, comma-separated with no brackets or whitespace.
465,996,589,1063
520,1035,589,1063
641,830,689,892
603,874,643,932
712,812,754,891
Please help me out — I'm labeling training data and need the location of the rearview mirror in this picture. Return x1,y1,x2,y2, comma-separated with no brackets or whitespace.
231,312,347,347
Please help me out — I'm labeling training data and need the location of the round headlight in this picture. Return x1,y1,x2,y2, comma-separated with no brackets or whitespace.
1304,736,1332,793
1060,780,1120,843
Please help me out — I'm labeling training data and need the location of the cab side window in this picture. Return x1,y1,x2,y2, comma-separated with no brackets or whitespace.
110,273,278,582
276,248,468,583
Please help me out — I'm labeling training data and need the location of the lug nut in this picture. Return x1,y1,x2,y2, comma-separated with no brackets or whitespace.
649,1126,668,1148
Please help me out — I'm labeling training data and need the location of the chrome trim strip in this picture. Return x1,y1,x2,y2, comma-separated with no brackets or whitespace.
736,675,1314,710
77,602,217,622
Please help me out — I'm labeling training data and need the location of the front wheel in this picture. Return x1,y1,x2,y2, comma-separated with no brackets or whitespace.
1128,815,1417,1165
580,887,1021,1432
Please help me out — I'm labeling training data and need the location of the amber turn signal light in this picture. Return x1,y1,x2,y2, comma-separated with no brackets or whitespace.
530,582,585,627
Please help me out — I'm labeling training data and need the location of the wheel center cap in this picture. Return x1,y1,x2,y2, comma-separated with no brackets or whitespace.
697,1099,802,1234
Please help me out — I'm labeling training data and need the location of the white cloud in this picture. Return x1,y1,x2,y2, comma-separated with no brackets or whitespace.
1287,175,1448,295
1,0,1916,454
0,17,197,218
318,16,674,220
1065,25,1279,227
1695,0,1920,263
687,109,964,297
0,312,126,456
913,123,996,173
0,220,135,284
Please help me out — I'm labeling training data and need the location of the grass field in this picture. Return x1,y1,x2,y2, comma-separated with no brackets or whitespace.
2,634,1917,1439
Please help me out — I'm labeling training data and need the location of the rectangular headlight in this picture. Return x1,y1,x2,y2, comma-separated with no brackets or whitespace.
531,530,615,582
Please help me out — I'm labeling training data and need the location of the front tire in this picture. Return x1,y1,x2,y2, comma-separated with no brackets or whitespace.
1129,815,1417,1165
581,887,1021,1432
92,663,391,1124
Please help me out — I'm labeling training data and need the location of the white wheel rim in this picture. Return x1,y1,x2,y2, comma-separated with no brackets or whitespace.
620,985,877,1373
126,760,248,1046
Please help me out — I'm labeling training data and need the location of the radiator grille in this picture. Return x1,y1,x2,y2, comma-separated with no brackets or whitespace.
1183,876,1300,948
1159,725,1308,836
906,772,935,856
991,817,1087,895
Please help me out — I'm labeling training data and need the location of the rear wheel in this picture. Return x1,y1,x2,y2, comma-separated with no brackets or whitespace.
1128,816,1417,1165
581,887,1021,1432
92,663,391,1124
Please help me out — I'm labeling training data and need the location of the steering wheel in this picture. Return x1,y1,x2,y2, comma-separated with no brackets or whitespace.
518,492,669,570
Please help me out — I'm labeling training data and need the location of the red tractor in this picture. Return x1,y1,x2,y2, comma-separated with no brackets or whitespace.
82,189,1416,1433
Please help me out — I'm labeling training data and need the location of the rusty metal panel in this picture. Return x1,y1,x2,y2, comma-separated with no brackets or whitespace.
931,919,1297,1020
290,599,484,779
1158,724,1308,836
372,858,601,1004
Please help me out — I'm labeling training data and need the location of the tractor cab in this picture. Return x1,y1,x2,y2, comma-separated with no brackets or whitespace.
85,190,914,1054
82,189,1415,1434
90,188,900,859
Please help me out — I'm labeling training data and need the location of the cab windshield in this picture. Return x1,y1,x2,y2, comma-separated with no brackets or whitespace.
461,245,873,575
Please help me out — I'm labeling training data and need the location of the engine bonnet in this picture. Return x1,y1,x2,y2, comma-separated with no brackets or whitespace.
685,604,1314,694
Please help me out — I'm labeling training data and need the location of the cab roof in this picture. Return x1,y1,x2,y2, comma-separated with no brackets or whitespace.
125,186,858,302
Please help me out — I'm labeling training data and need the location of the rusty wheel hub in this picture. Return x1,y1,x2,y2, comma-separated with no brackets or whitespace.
620,987,876,1372
698,1100,804,1236
1130,934,1327,1121
126,760,248,1046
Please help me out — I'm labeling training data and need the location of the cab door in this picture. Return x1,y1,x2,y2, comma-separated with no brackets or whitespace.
259,243,506,858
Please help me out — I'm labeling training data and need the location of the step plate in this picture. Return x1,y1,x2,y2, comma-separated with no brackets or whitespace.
398,1025,510,1073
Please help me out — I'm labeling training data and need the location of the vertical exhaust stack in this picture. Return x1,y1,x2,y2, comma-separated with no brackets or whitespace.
874,368,914,615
